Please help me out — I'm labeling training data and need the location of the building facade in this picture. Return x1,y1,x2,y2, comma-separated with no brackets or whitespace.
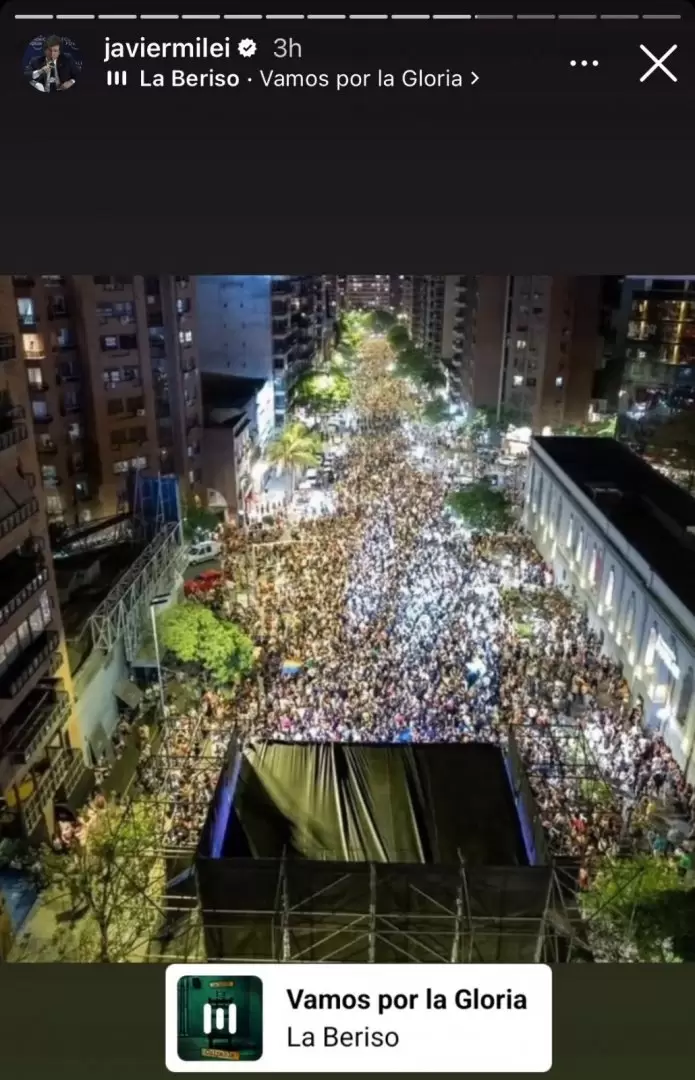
0,277,82,840
11,274,203,524
524,436,695,783
612,277,695,416
340,275,397,312
196,275,326,429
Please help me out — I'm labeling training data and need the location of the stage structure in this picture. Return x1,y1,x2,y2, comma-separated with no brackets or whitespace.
194,739,582,964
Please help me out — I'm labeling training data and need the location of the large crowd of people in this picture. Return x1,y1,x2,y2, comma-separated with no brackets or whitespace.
103,339,694,878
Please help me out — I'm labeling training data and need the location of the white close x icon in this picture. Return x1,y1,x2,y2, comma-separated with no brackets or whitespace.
639,43,678,83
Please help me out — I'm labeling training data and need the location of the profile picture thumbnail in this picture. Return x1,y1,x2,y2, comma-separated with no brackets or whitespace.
23,34,82,94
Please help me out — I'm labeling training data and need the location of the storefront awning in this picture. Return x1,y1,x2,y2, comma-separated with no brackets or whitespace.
114,680,143,710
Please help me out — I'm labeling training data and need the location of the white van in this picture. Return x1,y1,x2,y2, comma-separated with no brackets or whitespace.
188,539,222,566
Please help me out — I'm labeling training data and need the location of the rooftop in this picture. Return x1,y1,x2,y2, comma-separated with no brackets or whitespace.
534,436,695,617
201,373,265,414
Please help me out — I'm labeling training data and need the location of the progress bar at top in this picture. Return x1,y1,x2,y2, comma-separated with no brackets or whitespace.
11,12,686,20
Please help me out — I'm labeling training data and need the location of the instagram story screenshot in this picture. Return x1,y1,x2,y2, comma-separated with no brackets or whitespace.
0,1,694,1079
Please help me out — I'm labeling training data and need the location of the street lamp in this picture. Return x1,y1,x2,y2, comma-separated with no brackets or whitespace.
150,593,169,716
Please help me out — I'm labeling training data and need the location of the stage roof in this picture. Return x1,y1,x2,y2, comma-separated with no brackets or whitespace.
223,740,527,867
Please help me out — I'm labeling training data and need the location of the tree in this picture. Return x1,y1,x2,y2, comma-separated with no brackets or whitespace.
294,370,351,413
338,310,370,352
643,410,695,488
386,323,410,352
18,800,166,963
582,854,695,962
447,481,513,532
265,421,321,494
557,417,617,438
158,601,255,686
422,398,450,425
183,494,221,541
369,309,397,333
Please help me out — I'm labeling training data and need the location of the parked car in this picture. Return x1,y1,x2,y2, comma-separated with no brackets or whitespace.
188,539,221,566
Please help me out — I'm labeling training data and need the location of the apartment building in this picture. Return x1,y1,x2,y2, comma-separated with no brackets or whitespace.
0,277,82,840
196,275,327,428
610,277,695,414
11,274,203,523
340,275,397,311
499,276,602,431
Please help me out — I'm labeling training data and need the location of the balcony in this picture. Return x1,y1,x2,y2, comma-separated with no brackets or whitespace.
1,687,70,766
150,343,166,361
21,748,84,832
0,555,48,628
0,631,59,699
60,402,82,416
32,412,53,425
0,333,16,363
28,380,51,394
18,314,38,330
0,422,28,454
0,493,39,542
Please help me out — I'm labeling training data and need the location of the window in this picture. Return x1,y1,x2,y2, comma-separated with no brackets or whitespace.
120,334,137,350
516,339,527,349
589,545,597,585
128,426,147,443
32,400,48,421
566,514,574,549
46,494,62,514
131,456,147,470
23,333,44,358
38,433,53,450
41,465,58,487
176,298,191,315
27,366,44,387
513,374,523,387
113,460,130,474
16,297,35,325
122,366,140,382
605,567,615,609
55,327,76,350
526,377,537,387
677,668,694,728
575,527,584,563
68,422,82,442
645,625,658,668
178,328,193,345
623,592,636,641
101,336,119,351
107,398,124,416
555,376,564,388
103,368,121,387
110,431,124,448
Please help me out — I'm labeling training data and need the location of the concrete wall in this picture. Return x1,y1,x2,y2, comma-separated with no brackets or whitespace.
72,638,128,758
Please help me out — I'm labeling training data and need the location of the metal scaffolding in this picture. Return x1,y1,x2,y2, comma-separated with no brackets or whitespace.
87,521,187,662
191,852,582,965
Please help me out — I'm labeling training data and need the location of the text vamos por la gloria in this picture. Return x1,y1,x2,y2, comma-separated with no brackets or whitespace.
284,987,529,1050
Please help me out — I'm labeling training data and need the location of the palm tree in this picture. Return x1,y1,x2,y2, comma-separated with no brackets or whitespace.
266,422,321,496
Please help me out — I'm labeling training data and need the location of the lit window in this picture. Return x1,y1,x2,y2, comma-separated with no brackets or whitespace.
16,297,35,325
131,456,147,470
32,400,48,420
605,568,615,609
513,374,523,387
567,514,574,549
27,366,43,386
113,460,129,474
555,376,564,388
516,339,527,349
40,590,51,624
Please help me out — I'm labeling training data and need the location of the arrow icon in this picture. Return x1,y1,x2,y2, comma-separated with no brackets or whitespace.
471,71,479,85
